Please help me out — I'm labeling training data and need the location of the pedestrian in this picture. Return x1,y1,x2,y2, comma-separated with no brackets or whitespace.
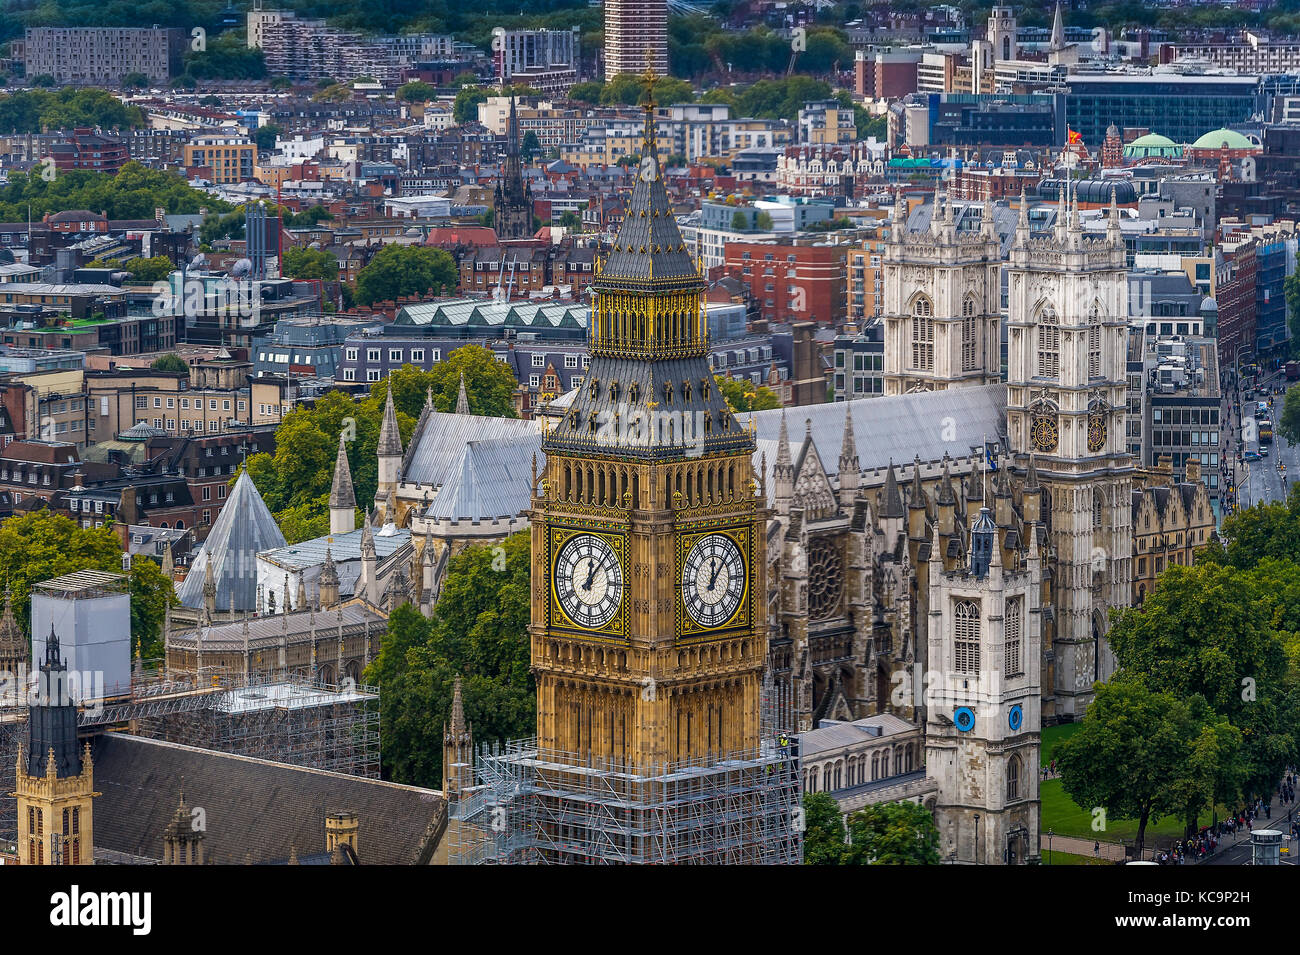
1094,840,1100,857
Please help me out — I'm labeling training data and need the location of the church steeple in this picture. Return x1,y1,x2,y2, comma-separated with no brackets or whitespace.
376,381,402,517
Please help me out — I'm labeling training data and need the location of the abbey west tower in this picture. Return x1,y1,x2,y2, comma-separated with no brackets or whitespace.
881,193,1002,396
1005,193,1132,718
529,68,768,768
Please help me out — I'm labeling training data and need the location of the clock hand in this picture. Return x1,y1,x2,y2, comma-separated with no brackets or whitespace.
582,558,596,592
707,558,721,591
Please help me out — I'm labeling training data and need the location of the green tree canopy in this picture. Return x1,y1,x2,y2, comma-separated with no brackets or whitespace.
716,375,779,412
1279,382,1300,445
367,532,534,786
1055,680,1222,851
354,244,457,306
802,791,847,865
397,80,436,103
281,246,339,281
149,354,190,376
841,801,941,865
0,510,173,651
253,123,282,153
0,162,227,223
453,85,490,124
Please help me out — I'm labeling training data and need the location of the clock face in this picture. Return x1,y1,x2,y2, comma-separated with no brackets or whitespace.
1087,410,1107,453
554,534,624,629
1031,411,1058,453
682,534,746,629
1009,704,1024,732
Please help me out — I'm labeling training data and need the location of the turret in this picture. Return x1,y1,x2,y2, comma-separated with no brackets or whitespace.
837,403,860,508
376,380,402,507
773,411,794,516
329,432,357,536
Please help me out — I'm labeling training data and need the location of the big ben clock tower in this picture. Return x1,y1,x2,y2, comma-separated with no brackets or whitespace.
530,67,768,768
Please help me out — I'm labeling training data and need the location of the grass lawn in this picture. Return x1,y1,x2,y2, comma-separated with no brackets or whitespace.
1040,778,1217,845
1041,850,1112,866
1042,722,1083,767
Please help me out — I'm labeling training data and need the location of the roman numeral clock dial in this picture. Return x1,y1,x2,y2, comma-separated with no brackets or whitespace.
554,533,624,629
682,534,746,629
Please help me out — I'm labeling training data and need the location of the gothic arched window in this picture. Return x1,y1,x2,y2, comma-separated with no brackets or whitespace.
1005,596,1022,678
1088,303,1103,379
911,296,934,371
961,296,978,371
954,600,981,674
1007,755,1021,800
1037,307,1060,378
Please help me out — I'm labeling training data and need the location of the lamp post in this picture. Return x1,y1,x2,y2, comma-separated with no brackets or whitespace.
1047,827,1053,865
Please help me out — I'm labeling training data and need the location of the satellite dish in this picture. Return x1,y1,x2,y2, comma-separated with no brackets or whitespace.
230,258,253,278
190,253,207,268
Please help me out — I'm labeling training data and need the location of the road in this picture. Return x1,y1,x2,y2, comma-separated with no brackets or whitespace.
1224,370,1296,513
1200,786,1299,866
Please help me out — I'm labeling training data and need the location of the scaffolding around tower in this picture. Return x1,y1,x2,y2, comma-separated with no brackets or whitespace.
447,734,802,865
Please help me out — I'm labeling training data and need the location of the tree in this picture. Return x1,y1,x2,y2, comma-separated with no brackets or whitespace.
558,210,582,230
453,85,489,124
396,80,435,103
413,344,519,419
0,161,224,223
716,375,779,412
119,255,174,283
129,558,177,660
120,72,149,89
520,130,540,163
1204,482,1300,570
755,210,774,231
1055,680,1209,852
281,246,339,281
730,209,750,231
150,354,189,376
1280,383,1300,446
30,74,55,88
367,532,534,786
802,791,847,865
600,72,694,106
0,512,122,633
354,244,457,306
1286,273,1300,352
253,123,282,153
841,802,941,865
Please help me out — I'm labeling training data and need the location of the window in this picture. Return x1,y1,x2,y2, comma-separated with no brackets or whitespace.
1088,304,1103,379
1007,755,1021,800
954,600,980,674
910,296,934,371
389,349,403,362
367,348,380,362
565,354,578,368
411,348,424,363
529,374,540,388
1037,307,1060,378
1005,596,1022,677
961,296,977,372
367,369,381,382
346,348,358,361
344,368,356,381
532,353,546,367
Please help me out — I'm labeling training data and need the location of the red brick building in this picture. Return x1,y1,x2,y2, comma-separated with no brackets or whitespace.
1217,238,1257,367
722,239,847,326
49,128,129,175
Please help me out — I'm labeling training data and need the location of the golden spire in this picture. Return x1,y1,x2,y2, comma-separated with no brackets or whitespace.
640,48,659,160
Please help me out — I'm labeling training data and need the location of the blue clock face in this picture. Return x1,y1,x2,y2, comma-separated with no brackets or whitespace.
954,707,976,732
1009,704,1024,732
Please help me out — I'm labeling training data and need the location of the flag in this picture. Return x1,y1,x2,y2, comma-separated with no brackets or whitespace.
1068,128,1082,144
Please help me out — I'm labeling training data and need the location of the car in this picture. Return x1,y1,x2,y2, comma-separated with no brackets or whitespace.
1245,450,1262,462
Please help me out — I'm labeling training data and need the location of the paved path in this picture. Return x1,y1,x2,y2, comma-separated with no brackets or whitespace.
1046,834,1126,862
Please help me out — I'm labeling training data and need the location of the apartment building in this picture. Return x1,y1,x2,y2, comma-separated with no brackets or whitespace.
604,0,667,78
23,27,182,85
183,137,256,185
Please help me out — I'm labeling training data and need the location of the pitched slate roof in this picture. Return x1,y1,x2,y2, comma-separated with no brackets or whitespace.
425,437,538,522
91,734,446,865
402,410,537,488
177,470,286,612
741,385,1007,501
